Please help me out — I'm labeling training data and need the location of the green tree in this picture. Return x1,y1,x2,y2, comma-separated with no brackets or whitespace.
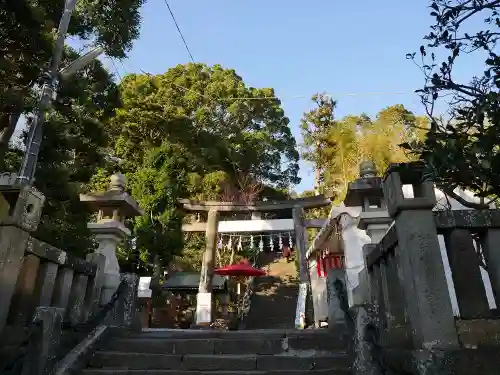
5,48,120,256
300,94,338,193
407,0,500,207
300,99,427,201
129,142,191,267
0,0,145,161
102,63,300,270
111,64,300,188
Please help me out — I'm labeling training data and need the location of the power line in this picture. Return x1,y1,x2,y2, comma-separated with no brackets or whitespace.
141,71,414,102
171,83,410,101
163,0,195,63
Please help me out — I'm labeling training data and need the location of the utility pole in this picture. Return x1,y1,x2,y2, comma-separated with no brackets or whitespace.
17,0,102,184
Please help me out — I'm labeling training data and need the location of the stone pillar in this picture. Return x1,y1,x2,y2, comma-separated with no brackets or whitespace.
293,207,309,283
196,209,219,325
0,178,45,332
383,163,459,349
80,173,143,305
118,273,139,327
22,306,64,375
293,206,309,329
326,268,349,332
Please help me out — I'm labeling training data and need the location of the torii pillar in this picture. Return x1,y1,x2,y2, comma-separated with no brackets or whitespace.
196,209,220,325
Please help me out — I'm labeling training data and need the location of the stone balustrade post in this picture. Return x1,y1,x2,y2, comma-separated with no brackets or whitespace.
382,162,459,349
0,174,45,332
22,306,64,375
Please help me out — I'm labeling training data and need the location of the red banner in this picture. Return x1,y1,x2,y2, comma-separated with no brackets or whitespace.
316,253,345,277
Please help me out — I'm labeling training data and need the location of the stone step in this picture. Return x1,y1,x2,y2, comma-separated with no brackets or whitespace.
81,369,352,375
100,334,349,355
89,352,351,371
112,329,335,339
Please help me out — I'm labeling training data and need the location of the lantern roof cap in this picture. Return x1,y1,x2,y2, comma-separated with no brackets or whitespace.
79,172,143,217
344,160,383,207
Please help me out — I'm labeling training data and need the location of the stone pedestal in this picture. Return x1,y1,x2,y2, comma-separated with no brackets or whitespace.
89,221,130,304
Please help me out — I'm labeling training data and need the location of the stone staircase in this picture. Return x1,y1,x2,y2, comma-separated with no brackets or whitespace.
245,253,299,329
79,328,351,374
76,252,353,374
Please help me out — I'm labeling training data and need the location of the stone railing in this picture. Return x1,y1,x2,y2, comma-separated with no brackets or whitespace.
0,184,139,375
352,162,500,375
0,235,138,375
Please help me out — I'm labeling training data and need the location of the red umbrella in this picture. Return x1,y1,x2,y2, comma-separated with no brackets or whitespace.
214,259,266,277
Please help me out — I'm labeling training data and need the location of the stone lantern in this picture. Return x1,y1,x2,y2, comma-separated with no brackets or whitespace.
344,161,393,306
344,160,391,243
80,172,143,303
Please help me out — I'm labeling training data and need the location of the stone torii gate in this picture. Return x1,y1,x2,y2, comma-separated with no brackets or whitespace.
177,195,331,326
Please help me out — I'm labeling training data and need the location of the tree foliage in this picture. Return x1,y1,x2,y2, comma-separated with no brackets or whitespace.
0,0,145,158
407,0,500,207
100,63,300,270
15,49,119,255
301,97,428,201
111,64,300,188
129,143,190,267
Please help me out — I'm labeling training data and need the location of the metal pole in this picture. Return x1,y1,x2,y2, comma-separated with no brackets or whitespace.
17,0,78,184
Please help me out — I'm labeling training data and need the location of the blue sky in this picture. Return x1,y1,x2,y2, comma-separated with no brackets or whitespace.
94,1,484,192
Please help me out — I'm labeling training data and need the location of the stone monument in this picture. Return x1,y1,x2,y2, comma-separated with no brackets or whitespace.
80,172,143,303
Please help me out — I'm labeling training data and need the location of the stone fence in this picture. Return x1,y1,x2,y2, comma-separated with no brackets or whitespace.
0,182,139,375
352,162,500,374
